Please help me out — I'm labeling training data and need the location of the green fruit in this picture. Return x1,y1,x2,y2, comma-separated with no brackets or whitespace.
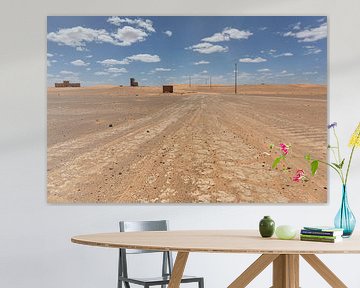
275,225,297,240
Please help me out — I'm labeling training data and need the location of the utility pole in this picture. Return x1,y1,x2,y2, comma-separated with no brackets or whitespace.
189,75,191,87
234,62,238,94
209,76,212,88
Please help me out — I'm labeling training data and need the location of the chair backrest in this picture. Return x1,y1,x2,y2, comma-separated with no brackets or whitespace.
119,220,169,254
118,220,174,282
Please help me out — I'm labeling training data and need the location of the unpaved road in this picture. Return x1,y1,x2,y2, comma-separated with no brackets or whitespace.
48,85,327,203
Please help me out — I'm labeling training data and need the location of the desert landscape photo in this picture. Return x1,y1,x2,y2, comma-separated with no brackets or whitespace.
47,16,327,203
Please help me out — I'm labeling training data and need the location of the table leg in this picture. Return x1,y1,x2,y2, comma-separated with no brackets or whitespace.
228,254,279,288
168,252,189,288
301,254,347,288
229,253,348,288
272,254,299,288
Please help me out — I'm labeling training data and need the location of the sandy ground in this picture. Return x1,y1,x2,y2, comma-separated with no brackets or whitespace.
47,84,327,203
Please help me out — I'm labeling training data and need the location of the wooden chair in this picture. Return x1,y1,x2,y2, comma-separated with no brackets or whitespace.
118,220,204,288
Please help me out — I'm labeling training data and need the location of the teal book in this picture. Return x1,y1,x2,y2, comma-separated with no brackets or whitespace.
303,226,344,232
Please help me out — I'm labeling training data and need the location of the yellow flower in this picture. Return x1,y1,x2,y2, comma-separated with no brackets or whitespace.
349,122,360,147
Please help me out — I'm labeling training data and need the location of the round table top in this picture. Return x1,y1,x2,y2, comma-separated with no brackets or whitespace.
71,230,360,254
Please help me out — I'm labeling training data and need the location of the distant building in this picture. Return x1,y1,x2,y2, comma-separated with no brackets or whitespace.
130,78,139,87
163,85,173,93
55,80,81,87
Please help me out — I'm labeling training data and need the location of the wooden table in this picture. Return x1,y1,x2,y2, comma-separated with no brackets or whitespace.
72,230,360,288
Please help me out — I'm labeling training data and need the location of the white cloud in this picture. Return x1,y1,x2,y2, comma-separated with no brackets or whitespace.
97,54,160,67
107,17,155,33
47,55,57,66
47,26,115,47
202,27,253,42
110,73,122,78
258,68,270,72
317,17,326,23
112,26,148,46
76,46,88,51
126,54,161,63
60,70,78,76
94,71,109,76
97,59,129,66
273,52,294,58
71,59,89,66
186,42,228,54
281,70,287,74
283,23,327,42
292,22,301,30
261,49,277,55
303,45,322,55
279,73,295,77
239,57,267,63
259,27,267,31
105,67,128,73
303,71,318,75
163,30,172,37
201,70,208,74
85,55,93,58
47,25,151,49
154,68,172,72
86,68,91,71
193,60,210,65
283,31,293,37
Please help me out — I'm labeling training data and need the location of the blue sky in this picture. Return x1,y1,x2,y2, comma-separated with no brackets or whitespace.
47,16,327,86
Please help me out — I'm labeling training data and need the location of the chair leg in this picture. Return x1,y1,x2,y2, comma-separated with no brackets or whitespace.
199,278,204,288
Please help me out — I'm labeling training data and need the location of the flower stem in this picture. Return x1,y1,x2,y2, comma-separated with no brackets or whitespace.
333,127,342,163
330,147,338,164
318,159,345,184
333,127,345,181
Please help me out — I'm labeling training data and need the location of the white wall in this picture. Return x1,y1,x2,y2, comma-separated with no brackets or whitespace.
1,0,360,287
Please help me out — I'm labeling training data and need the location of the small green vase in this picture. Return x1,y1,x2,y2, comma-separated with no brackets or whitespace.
259,216,275,238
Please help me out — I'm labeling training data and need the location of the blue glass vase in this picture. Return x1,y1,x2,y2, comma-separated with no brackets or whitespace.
334,185,356,237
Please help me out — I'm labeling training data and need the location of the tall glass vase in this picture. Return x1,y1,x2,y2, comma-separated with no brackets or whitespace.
334,185,356,237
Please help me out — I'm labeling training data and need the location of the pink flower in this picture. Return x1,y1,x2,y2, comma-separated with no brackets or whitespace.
293,169,306,182
279,143,289,155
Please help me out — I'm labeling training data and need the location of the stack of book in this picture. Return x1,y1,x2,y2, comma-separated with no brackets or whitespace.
300,226,344,243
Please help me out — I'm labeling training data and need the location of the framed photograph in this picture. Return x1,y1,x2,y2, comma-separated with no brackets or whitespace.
47,16,327,203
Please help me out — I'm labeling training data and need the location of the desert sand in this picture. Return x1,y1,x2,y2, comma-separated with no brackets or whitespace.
47,84,327,203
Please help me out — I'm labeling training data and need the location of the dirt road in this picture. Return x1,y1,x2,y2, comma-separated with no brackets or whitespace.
47,85,327,203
